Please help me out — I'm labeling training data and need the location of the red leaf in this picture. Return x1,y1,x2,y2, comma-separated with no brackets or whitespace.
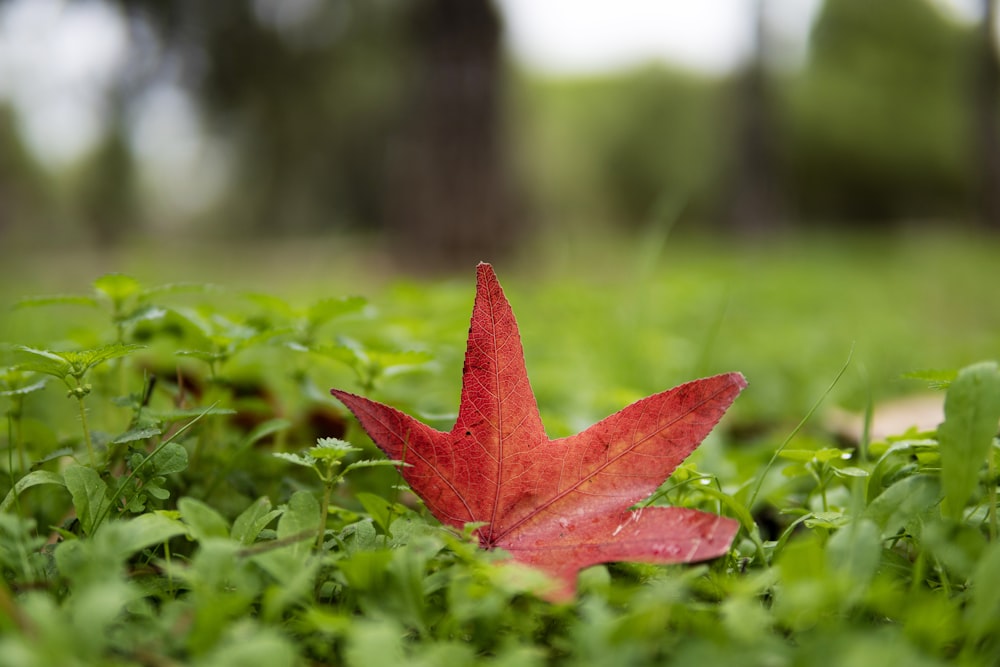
332,263,746,600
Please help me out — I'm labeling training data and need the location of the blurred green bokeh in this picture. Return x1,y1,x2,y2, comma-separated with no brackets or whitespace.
0,0,997,269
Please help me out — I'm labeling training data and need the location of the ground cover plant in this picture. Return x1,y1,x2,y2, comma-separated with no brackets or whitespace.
1,236,1000,666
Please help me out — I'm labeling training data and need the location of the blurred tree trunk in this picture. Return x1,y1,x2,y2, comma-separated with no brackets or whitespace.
78,94,139,249
386,0,520,271
724,0,781,236
0,107,42,240
974,0,1000,230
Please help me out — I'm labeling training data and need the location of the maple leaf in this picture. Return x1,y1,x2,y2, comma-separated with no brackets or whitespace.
332,263,746,601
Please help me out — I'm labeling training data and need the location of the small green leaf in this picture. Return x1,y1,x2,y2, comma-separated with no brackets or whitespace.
243,418,292,447
179,496,230,541
307,296,366,327
921,519,987,580
814,447,852,463
866,439,938,503
863,475,940,538
58,343,146,377
111,426,163,445
143,483,170,502
0,376,48,397
937,361,1000,519
803,511,849,530
903,368,957,390
93,273,142,304
826,518,881,588
244,292,296,318
273,452,316,468
63,465,113,535
116,304,167,328
311,342,360,366
342,459,406,475
14,347,72,379
311,437,359,461
231,497,282,545
278,491,320,546
148,441,189,476
315,436,357,450
831,466,868,479
338,543,392,590
247,493,320,581
356,492,396,533
967,541,1000,640
36,447,75,465
343,517,381,552
0,470,66,512
116,512,189,555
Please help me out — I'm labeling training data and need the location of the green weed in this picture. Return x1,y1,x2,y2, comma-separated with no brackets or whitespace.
0,257,998,666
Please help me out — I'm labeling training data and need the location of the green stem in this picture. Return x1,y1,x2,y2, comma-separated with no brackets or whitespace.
5,413,16,515
11,398,27,473
75,393,95,466
164,540,175,597
385,431,412,529
746,345,854,511
317,480,333,550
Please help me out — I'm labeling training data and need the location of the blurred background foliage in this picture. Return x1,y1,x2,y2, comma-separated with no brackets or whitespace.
0,0,997,269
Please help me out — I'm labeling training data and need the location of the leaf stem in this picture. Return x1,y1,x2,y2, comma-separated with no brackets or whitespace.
163,540,175,598
9,397,27,473
746,345,854,511
6,412,17,515
317,480,333,550
384,431,411,531
75,392,95,466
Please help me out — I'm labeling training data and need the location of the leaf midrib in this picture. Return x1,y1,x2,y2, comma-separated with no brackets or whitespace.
492,382,733,546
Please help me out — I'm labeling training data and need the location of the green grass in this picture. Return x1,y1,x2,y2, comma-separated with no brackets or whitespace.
1,229,999,665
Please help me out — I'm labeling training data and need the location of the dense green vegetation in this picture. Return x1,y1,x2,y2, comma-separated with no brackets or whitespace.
1,232,999,665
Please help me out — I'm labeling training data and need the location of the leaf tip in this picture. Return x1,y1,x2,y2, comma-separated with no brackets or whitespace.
329,387,354,410
476,262,497,282
730,371,749,391
329,387,355,405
